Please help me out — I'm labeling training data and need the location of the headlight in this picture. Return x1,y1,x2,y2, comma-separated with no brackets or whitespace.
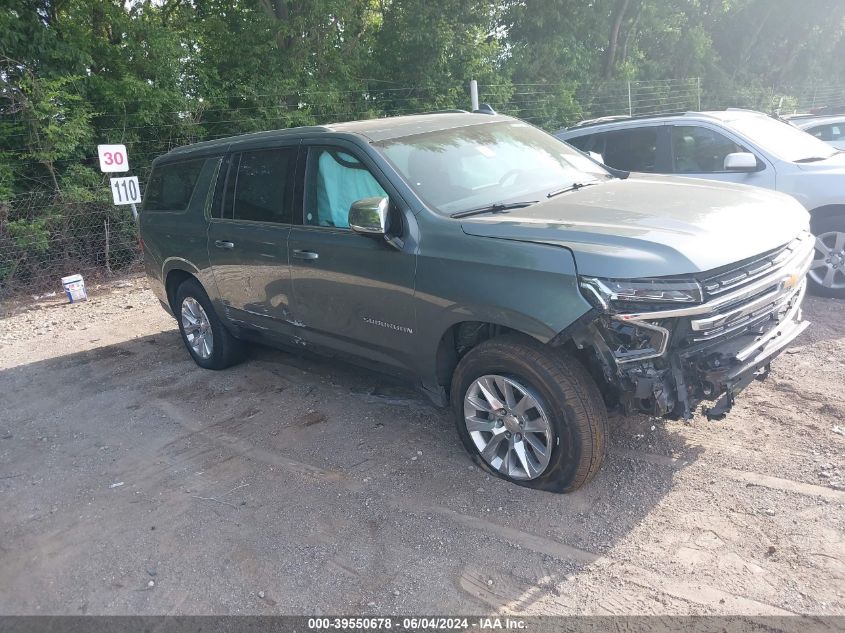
579,276,703,310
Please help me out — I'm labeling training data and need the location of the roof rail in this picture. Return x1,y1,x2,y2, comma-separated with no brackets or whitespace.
567,111,688,130
570,115,631,129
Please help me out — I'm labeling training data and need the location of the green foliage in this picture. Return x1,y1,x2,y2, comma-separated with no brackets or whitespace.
8,217,50,254
0,0,845,202
0,0,844,293
2,0,843,204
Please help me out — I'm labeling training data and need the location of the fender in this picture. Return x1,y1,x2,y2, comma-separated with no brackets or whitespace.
412,232,593,390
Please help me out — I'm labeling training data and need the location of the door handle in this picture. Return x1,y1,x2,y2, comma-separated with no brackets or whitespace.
292,249,319,260
214,240,235,249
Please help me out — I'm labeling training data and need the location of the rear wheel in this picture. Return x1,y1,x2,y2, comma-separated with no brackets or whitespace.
809,216,845,298
175,278,244,369
450,336,607,493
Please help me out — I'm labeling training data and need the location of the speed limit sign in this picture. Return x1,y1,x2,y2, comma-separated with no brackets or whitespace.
97,144,129,172
109,176,141,205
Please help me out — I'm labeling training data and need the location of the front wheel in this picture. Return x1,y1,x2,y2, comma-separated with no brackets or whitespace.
450,336,607,493
809,216,845,299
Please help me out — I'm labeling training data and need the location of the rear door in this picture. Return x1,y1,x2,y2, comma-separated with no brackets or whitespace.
207,143,300,333
287,142,418,371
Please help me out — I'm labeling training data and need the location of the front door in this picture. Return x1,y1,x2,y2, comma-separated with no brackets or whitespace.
207,145,299,332
287,143,418,371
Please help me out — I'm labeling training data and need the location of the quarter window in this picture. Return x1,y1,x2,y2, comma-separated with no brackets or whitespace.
670,126,750,173
230,148,297,224
305,148,387,228
144,158,206,211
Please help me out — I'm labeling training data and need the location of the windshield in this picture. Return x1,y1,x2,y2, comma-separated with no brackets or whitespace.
727,116,838,162
374,120,610,214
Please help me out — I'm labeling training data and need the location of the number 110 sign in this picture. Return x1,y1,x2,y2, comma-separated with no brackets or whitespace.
110,176,141,205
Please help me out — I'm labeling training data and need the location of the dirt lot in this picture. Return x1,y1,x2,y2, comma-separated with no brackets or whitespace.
0,275,843,616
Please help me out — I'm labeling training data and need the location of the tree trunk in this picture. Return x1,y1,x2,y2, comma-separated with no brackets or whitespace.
618,1,643,68
604,0,631,79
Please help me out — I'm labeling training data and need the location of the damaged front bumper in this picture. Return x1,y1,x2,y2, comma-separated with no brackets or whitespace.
573,233,814,420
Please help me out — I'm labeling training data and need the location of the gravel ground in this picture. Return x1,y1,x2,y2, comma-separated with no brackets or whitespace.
0,275,843,616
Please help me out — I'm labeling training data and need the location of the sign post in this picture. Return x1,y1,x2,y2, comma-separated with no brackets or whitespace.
97,144,139,221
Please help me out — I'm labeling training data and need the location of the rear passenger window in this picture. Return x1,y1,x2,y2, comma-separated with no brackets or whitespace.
144,159,206,211
231,148,297,224
600,128,659,172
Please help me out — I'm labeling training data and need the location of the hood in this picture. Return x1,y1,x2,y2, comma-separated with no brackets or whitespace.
460,175,810,278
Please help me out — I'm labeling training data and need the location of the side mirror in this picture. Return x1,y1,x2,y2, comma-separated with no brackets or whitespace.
588,151,605,164
349,196,388,235
723,152,758,172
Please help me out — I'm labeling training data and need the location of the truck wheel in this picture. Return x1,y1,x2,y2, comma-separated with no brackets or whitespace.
450,335,607,493
175,278,244,370
809,216,845,298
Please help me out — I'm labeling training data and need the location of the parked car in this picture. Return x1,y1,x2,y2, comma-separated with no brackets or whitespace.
556,110,845,297
141,112,812,492
786,115,845,151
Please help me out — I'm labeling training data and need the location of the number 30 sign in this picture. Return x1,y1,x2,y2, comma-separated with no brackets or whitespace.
97,144,129,172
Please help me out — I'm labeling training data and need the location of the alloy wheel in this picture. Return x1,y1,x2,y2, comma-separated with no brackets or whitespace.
181,297,214,359
463,375,554,480
810,231,845,290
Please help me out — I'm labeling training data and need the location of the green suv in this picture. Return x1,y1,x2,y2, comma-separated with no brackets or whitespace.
141,112,813,492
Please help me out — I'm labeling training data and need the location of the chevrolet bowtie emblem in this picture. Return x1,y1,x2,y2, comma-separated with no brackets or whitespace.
783,272,802,289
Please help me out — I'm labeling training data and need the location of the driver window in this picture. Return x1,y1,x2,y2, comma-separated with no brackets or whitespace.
671,126,749,173
305,148,387,228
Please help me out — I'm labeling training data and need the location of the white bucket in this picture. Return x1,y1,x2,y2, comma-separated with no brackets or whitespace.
61,274,88,303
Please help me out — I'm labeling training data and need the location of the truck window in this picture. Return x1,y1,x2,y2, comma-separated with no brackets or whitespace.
670,125,748,173
304,148,387,229
807,123,844,142
602,128,659,172
566,134,595,152
144,158,206,211
231,148,297,224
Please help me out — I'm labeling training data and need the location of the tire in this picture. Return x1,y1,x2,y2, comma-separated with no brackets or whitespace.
450,335,607,493
809,215,845,299
174,278,245,370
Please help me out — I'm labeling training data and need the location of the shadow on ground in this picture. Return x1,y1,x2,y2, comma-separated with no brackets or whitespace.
0,330,702,614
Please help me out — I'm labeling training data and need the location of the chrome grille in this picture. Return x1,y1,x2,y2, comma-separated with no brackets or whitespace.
614,231,815,352
688,232,814,344
689,282,803,343
700,237,802,298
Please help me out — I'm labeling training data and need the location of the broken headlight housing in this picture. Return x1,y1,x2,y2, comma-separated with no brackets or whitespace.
579,276,703,311
579,276,703,364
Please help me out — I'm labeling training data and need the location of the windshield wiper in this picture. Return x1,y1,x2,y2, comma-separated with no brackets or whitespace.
450,201,538,219
546,181,598,198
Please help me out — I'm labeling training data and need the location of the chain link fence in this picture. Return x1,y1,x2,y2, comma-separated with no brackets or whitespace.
0,191,142,300
1,78,833,302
